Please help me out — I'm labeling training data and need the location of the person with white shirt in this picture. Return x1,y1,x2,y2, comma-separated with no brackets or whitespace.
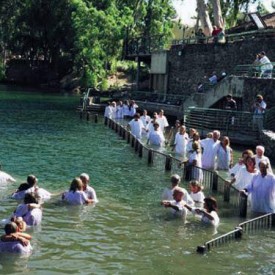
172,125,189,159
200,130,220,170
258,51,273,78
140,110,151,135
147,122,165,147
157,109,169,133
80,173,98,203
254,145,273,174
62,178,93,205
253,94,266,131
128,113,145,140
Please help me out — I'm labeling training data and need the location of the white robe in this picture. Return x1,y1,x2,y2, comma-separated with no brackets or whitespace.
128,119,144,139
174,132,188,157
201,138,220,169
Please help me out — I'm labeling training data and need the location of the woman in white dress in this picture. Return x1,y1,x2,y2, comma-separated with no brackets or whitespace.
172,125,189,159
188,141,203,183
216,136,233,170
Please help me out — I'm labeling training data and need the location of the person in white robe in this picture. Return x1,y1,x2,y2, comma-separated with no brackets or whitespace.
147,123,165,147
216,136,233,170
128,113,145,140
254,145,273,175
172,125,189,159
241,160,275,214
157,109,169,133
200,130,220,170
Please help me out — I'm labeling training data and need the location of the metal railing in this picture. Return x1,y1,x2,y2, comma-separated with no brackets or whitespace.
105,117,245,216
264,107,275,132
198,213,275,254
233,62,275,78
184,107,259,140
172,28,275,46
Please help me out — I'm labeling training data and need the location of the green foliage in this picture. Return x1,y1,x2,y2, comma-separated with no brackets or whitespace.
0,0,175,89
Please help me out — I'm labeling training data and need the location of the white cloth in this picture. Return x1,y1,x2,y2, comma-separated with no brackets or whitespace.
168,200,187,219
190,191,205,207
128,119,144,139
229,163,245,176
157,116,169,132
116,105,124,119
104,105,113,118
0,171,16,184
201,138,220,169
233,167,258,190
148,130,165,146
13,204,42,226
85,185,98,203
216,144,232,170
174,133,188,157
259,56,273,72
122,104,130,117
188,151,203,183
0,241,33,254
201,210,220,226
245,173,275,213
162,187,193,206
255,155,273,174
140,115,151,135
63,190,89,205
254,100,266,115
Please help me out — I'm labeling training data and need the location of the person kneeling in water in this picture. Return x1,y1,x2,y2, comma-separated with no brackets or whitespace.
161,187,187,221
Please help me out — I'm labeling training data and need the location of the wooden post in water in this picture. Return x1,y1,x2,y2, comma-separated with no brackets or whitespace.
115,122,118,133
112,120,115,130
122,127,126,139
131,135,135,148
212,171,218,192
165,155,172,171
224,184,230,202
108,118,112,128
138,142,143,157
127,131,130,144
119,125,123,136
80,111,83,119
94,114,98,123
148,149,153,165
135,138,139,152
239,193,248,218
104,117,108,125
86,112,90,121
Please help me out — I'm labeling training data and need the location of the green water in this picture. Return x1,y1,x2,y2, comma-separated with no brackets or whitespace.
0,85,274,274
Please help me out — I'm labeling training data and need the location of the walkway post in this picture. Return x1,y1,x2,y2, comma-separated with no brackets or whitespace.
239,193,247,218
94,114,98,123
165,155,172,171
131,136,135,148
122,127,126,139
148,149,153,165
212,171,218,191
224,184,230,202
86,112,90,121
135,138,139,152
104,117,108,125
138,142,143,157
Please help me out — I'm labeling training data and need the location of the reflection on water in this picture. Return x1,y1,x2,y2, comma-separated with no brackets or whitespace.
0,87,274,274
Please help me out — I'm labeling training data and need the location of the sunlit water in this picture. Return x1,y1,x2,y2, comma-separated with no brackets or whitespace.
0,85,274,274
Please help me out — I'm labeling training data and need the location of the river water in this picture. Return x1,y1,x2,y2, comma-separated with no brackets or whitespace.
0,85,274,274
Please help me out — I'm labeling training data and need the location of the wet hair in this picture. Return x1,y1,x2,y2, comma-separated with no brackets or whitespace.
222,136,230,146
189,180,203,191
4,222,18,235
11,217,26,232
27,175,37,187
192,141,201,152
171,174,181,185
80,173,89,183
18,183,31,192
24,193,39,204
153,122,159,128
204,197,218,212
69,178,83,192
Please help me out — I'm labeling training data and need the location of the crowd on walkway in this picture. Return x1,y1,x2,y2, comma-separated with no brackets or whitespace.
105,101,275,219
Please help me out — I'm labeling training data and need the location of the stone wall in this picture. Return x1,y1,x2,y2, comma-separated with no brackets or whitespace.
168,36,275,98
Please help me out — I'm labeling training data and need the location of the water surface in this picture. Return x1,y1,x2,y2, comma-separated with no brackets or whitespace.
0,85,274,274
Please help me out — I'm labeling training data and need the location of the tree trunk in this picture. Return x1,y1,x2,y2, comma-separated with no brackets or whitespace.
196,0,213,36
211,0,224,28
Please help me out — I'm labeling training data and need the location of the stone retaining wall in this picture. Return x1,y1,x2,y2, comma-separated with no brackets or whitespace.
260,130,275,160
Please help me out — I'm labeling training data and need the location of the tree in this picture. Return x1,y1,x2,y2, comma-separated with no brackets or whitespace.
211,0,224,28
197,0,213,35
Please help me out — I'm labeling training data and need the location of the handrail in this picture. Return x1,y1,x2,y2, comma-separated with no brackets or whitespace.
233,62,275,78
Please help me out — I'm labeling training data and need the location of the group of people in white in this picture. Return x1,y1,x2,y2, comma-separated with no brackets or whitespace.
124,108,275,220
0,173,98,254
161,175,219,227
